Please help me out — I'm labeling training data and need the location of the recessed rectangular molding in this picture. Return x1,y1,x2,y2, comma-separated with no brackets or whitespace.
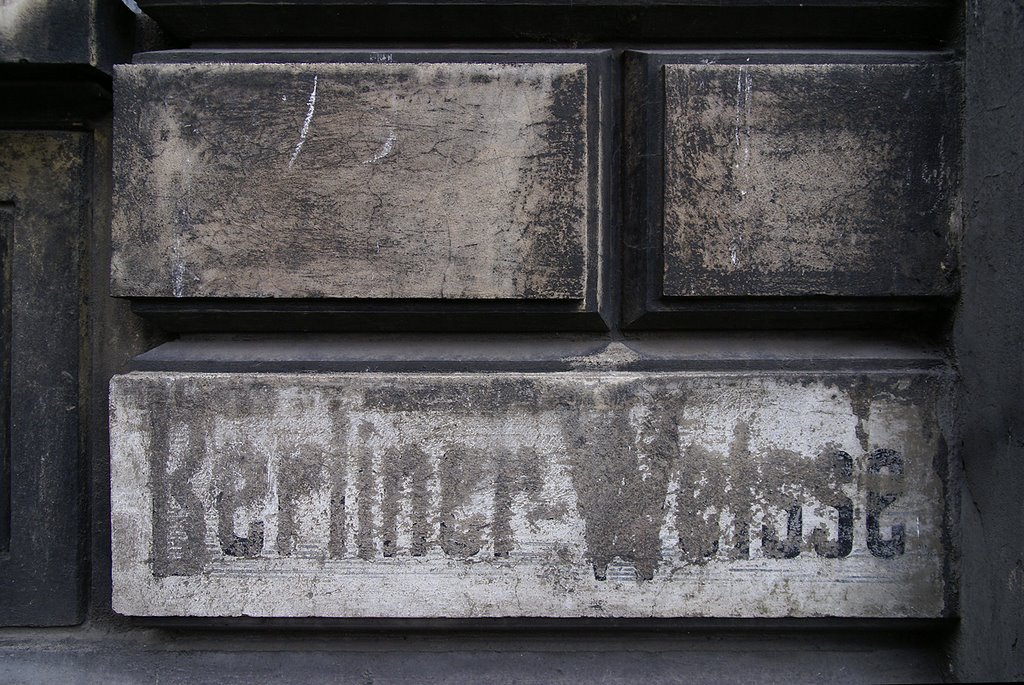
0,132,86,625
112,55,606,323
110,369,951,618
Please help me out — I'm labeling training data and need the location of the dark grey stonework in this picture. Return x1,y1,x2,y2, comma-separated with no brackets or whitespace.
951,0,1024,679
0,0,134,73
0,132,89,626
3,0,1024,680
133,0,959,45
622,51,961,330
0,628,949,684
661,61,959,298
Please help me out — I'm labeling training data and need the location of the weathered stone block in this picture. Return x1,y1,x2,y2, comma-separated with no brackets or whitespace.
112,58,601,303
110,370,951,618
660,60,959,298
0,0,133,72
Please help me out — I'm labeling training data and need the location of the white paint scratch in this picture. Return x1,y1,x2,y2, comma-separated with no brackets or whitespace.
364,127,397,165
734,66,753,165
732,66,754,215
288,75,318,169
171,259,186,297
171,153,193,297
734,70,744,149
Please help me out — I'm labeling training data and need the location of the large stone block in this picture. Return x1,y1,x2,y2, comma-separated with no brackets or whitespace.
112,56,604,310
624,53,960,326
663,60,959,297
110,370,951,618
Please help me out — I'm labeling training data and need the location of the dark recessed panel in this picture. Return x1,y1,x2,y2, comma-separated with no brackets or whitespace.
0,132,86,626
134,0,958,47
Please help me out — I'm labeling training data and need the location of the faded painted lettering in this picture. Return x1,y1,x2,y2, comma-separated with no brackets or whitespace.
110,371,949,618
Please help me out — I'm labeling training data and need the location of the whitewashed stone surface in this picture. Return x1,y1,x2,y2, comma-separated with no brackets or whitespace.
110,371,949,617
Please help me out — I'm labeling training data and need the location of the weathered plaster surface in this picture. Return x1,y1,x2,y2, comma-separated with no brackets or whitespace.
112,62,591,300
662,62,959,297
110,371,949,618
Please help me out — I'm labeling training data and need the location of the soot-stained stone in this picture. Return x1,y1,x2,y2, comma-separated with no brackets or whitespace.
0,0,133,72
0,132,87,625
662,62,960,298
112,61,592,301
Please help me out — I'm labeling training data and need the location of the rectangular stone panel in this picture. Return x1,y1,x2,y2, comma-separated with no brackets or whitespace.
0,132,87,625
661,59,959,298
110,370,951,618
112,58,600,304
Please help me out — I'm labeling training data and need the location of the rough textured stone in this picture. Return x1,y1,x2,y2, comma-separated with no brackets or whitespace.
0,631,950,685
112,61,593,300
662,62,959,297
951,0,1024,678
111,370,950,618
0,0,133,72
0,132,88,625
